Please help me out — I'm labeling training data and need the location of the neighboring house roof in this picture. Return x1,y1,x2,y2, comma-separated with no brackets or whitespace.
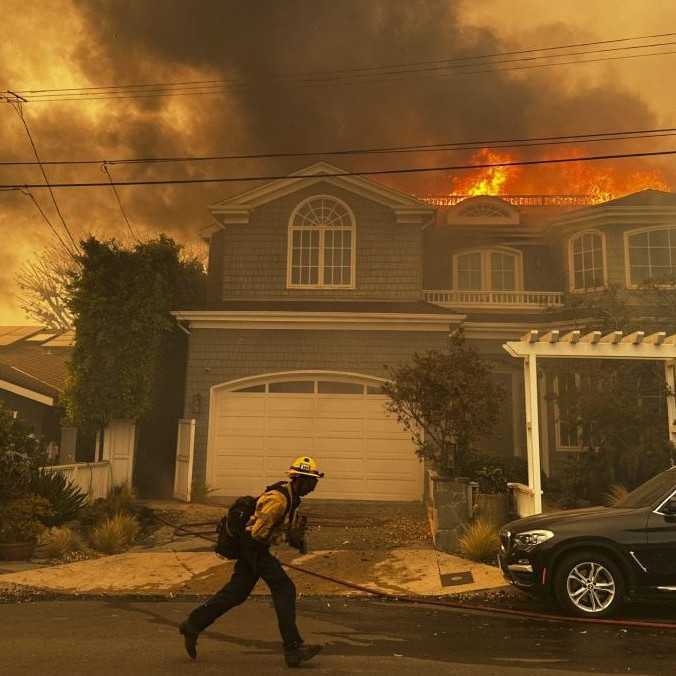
0,326,73,405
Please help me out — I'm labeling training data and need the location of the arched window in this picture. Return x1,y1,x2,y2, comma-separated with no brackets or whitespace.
625,226,676,287
453,248,522,291
287,195,356,288
569,231,606,291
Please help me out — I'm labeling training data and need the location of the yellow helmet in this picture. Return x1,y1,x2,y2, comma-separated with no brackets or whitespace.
288,456,324,479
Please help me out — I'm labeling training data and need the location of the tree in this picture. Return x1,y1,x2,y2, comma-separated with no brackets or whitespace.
382,332,502,476
548,284,675,497
16,243,77,330
63,235,205,432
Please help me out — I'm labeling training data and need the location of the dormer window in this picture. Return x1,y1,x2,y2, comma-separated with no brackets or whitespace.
287,195,356,288
625,226,676,287
453,248,523,291
568,230,606,291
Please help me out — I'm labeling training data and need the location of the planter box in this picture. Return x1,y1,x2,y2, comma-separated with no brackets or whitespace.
0,541,36,561
474,493,510,526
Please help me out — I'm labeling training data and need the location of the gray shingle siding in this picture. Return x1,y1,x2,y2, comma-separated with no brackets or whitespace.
184,328,449,481
217,182,424,301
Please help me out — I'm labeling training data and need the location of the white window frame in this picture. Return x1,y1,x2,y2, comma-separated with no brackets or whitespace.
286,195,357,289
624,225,676,289
452,247,524,291
552,373,584,452
568,229,608,292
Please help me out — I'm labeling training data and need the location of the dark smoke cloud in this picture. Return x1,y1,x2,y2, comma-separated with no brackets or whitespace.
0,0,670,320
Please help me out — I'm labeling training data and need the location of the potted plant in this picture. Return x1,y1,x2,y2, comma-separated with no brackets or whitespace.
0,495,52,560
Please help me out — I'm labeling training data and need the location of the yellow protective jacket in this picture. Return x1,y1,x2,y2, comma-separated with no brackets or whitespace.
246,482,300,545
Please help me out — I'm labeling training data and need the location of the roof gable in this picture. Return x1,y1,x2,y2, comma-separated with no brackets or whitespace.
203,162,434,239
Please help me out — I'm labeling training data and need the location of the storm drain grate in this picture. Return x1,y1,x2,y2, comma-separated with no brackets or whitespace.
440,571,474,587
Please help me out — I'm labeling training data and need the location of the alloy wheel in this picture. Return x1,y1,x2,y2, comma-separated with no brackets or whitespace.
566,561,616,613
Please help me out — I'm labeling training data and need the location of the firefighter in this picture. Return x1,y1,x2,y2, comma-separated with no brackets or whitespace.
179,456,324,668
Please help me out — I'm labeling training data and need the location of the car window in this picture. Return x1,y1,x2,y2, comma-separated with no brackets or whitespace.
614,469,676,509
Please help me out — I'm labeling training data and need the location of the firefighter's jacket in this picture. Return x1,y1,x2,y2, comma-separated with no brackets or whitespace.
246,482,301,545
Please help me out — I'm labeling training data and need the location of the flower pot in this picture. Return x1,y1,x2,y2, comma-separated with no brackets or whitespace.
0,541,36,561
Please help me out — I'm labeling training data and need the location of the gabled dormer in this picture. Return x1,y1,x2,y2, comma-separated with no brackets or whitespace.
202,163,434,303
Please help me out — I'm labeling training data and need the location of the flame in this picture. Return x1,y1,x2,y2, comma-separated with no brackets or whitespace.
449,147,670,203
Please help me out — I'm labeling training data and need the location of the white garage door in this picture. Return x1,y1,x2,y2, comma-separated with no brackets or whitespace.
208,375,422,501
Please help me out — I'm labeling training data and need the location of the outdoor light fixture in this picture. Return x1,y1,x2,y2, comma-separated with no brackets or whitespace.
191,393,202,415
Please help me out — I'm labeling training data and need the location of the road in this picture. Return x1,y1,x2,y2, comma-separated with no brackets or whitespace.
1,597,674,675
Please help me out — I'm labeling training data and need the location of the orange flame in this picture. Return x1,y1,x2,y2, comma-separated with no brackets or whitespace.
450,147,670,203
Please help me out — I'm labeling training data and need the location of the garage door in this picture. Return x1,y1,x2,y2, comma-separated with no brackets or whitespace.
208,375,422,501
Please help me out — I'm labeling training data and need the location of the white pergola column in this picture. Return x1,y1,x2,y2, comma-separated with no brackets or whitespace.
522,354,543,514
665,360,676,448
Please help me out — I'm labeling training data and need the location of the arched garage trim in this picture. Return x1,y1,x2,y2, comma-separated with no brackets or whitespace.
205,370,423,501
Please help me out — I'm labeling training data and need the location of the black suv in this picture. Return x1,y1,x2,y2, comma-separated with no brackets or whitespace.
498,467,676,617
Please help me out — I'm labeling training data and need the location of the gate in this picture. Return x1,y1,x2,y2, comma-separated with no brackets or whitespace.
174,418,196,502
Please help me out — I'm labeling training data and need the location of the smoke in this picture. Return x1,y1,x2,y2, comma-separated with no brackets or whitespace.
0,0,673,321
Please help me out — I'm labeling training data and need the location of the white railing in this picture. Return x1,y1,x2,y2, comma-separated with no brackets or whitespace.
419,194,598,207
424,289,563,309
507,482,539,518
41,462,112,501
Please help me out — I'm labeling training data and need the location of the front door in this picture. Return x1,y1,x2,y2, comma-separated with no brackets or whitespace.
643,490,676,587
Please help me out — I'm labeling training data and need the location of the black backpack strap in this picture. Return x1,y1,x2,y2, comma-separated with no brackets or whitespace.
263,481,296,521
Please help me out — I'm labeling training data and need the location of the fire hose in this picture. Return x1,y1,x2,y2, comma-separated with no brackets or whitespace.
153,514,676,632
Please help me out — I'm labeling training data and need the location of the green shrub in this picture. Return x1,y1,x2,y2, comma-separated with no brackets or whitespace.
459,519,500,563
0,495,53,544
89,514,140,554
191,478,216,502
30,470,88,526
79,484,137,528
40,527,84,559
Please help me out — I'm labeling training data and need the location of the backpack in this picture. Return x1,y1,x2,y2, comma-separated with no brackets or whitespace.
214,483,295,559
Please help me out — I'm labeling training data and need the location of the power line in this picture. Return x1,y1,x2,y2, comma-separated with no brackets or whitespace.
1,148,675,189
102,163,140,242
1,127,674,167
9,31,676,96
3,94,79,254
6,39,676,103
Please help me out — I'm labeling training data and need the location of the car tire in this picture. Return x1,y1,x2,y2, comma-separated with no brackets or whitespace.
553,550,625,618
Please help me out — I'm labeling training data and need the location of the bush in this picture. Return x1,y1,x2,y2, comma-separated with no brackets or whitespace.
0,495,53,544
30,470,88,526
191,478,216,502
79,484,136,528
459,519,500,563
460,452,532,494
89,514,140,554
39,527,84,559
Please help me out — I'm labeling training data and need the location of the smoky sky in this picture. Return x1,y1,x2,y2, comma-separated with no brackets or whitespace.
0,0,674,321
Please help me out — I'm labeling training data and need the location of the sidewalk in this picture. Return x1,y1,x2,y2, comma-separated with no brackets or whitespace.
0,546,506,598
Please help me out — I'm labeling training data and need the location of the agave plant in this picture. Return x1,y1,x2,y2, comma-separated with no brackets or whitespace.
30,469,88,527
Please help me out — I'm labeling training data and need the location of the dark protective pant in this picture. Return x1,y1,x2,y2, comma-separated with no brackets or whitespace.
185,538,302,648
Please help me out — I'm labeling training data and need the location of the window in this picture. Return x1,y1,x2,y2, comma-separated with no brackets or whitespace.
317,381,364,394
453,248,522,291
626,227,676,286
269,381,315,394
288,196,356,288
554,373,582,449
569,231,606,291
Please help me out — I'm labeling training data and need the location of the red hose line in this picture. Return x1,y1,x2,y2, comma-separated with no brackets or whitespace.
156,515,676,631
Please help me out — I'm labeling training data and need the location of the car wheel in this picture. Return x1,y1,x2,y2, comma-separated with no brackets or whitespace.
553,550,625,618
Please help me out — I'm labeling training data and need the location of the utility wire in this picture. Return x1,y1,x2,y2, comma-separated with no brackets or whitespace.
18,189,77,258
1,127,674,167
9,31,676,96
6,41,676,102
4,94,79,254
1,148,675,189
102,162,140,242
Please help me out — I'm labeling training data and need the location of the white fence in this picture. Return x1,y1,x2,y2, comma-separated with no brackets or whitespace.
42,462,112,501
174,418,196,502
508,482,538,518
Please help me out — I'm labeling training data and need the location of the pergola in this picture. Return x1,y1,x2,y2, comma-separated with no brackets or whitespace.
503,329,676,515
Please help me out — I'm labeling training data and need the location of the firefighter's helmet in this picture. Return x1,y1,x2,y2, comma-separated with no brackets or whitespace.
288,456,324,479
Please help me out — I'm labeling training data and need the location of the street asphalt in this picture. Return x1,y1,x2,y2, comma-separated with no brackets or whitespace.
1,597,674,675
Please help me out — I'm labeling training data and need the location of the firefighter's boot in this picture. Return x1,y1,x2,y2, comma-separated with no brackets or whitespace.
284,643,322,668
179,621,199,660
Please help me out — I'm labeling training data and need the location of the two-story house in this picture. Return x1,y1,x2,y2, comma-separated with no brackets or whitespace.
174,162,676,502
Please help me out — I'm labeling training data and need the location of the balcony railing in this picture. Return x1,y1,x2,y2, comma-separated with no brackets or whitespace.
419,194,597,207
424,289,563,309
